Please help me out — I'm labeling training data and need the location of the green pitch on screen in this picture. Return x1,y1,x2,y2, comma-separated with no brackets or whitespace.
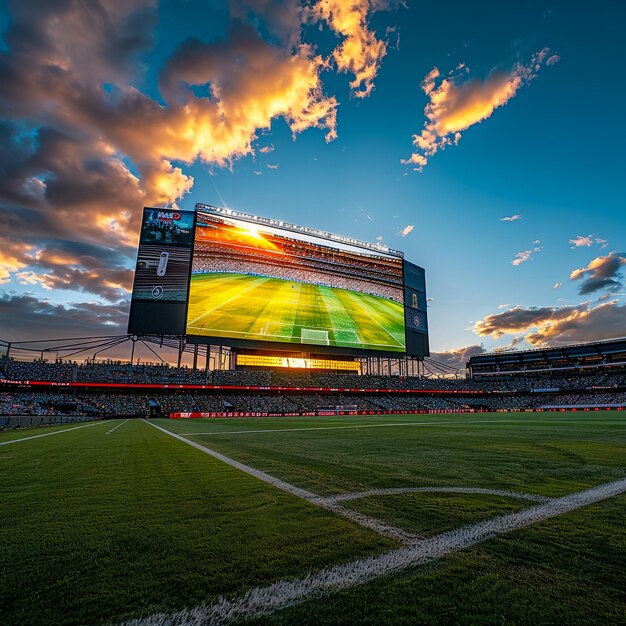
186,273,406,352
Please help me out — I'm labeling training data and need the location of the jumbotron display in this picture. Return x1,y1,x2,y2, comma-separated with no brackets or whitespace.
188,209,406,352
128,204,429,356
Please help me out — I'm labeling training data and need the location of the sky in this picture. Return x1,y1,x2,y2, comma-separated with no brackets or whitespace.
0,0,624,368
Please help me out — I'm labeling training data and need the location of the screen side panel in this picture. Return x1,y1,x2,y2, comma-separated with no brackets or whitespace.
128,301,189,335
402,260,429,357
185,211,406,353
128,208,195,335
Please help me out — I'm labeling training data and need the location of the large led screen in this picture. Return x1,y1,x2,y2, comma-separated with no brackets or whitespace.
186,211,406,352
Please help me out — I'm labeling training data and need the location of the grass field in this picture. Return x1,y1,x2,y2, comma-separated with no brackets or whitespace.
1,412,625,625
186,273,406,351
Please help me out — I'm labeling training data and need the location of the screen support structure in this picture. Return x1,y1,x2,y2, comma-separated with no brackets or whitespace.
2,334,469,376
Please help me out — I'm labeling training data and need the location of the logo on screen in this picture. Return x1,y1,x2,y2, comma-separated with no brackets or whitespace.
157,211,181,222
413,315,421,327
152,285,164,298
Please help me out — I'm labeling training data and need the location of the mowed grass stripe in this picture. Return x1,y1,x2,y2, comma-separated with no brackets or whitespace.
185,272,405,349
0,419,391,626
0,420,109,443
345,290,405,346
0,419,105,445
252,280,301,339
122,477,626,626
253,492,626,625
320,286,362,345
167,412,626,498
291,283,333,343
186,274,270,330
144,420,418,542
168,414,626,436
208,278,288,340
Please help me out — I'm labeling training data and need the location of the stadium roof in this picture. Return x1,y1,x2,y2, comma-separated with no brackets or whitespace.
469,336,626,361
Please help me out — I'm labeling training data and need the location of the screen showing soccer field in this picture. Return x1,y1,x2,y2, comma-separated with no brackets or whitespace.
186,210,406,352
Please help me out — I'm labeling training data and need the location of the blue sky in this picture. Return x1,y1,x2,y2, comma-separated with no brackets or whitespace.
0,0,624,362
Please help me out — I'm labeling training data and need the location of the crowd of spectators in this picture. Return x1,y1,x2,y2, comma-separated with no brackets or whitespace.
193,241,403,303
270,370,626,391
2,388,625,418
0,391,100,416
1,357,625,390
142,215,189,244
2,354,626,421
0,358,272,386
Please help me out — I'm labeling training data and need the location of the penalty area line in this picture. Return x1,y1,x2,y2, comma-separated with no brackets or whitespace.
120,476,626,626
318,486,552,504
141,419,419,543
0,420,105,446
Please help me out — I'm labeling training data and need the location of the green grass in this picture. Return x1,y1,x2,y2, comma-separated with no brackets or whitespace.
251,495,626,625
169,413,626,497
1,412,624,625
185,272,405,351
0,420,104,442
0,419,392,625
346,492,529,537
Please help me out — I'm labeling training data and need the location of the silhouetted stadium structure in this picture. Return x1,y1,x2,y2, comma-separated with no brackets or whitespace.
468,337,626,377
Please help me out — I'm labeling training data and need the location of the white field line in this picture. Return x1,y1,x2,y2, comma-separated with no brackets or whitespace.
347,294,404,346
142,419,418,542
176,416,626,437
317,486,552,505
106,419,129,435
0,420,104,446
120,476,626,626
187,278,270,326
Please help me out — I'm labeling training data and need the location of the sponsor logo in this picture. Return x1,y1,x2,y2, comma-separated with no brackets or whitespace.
413,315,421,327
152,285,164,298
157,211,182,222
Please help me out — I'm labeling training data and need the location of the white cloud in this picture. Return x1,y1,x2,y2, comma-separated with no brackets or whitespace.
500,214,522,222
512,250,532,266
570,234,594,247
473,300,626,346
306,0,389,98
401,224,414,237
570,252,626,294
403,48,556,170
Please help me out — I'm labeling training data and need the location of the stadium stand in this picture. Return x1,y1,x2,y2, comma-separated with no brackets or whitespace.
1,338,625,424
1,387,625,420
467,338,626,377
